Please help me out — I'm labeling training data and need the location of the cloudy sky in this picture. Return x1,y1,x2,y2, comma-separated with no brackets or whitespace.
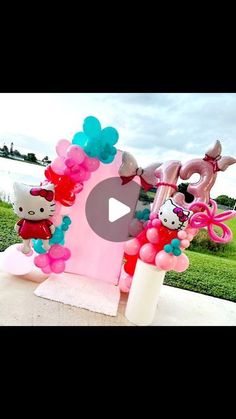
0,93,235,198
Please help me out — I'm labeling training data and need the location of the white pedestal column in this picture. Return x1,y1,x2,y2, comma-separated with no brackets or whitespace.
125,259,165,326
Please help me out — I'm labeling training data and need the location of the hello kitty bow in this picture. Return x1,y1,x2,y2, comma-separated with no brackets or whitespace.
173,207,189,223
30,188,54,202
189,199,236,243
118,152,162,191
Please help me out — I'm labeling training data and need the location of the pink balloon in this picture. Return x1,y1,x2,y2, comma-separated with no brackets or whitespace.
181,239,190,249
83,170,91,181
34,254,50,268
177,230,188,240
139,243,156,263
42,265,52,274
124,238,141,255
49,245,65,260
51,260,66,274
174,253,189,272
69,166,87,183
128,219,143,237
146,227,159,244
155,250,176,271
153,160,181,212
74,183,84,194
61,248,71,261
2,244,35,275
152,219,162,228
149,212,157,220
56,139,71,157
83,156,100,172
119,275,132,293
67,145,85,164
51,157,66,175
187,234,194,241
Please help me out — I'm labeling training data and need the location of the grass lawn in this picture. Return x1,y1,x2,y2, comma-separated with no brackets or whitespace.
165,251,236,303
1,200,236,302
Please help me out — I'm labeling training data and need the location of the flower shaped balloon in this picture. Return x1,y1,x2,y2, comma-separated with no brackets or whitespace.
72,116,119,164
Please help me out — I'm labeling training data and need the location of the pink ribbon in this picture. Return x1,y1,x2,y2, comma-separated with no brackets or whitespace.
203,154,221,173
189,199,236,243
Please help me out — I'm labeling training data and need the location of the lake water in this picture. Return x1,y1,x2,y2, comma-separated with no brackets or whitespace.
0,157,45,202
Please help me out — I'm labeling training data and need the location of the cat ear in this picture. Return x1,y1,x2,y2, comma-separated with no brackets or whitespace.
205,140,222,159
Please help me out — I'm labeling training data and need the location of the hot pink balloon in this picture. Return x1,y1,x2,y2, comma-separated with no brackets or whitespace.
124,238,141,255
153,160,181,213
51,157,66,175
128,219,144,237
83,156,100,172
56,139,71,157
69,167,87,183
119,267,133,293
2,244,35,275
174,253,189,272
51,260,66,274
34,253,50,268
146,227,159,244
42,265,52,274
67,145,85,164
139,243,156,263
49,244,65,260
155,251,176,271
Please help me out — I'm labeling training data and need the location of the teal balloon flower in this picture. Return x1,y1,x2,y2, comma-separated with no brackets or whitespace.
72,116,119,164
164,238,182,256
33,216,72,254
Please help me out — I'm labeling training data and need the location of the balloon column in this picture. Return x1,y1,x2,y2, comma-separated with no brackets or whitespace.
121,140,236,298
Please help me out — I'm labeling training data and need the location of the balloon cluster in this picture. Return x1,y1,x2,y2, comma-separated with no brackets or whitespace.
135,208,150,221
34,244,71,274
72,116,119,164
124,211,198,276
33,216,72,254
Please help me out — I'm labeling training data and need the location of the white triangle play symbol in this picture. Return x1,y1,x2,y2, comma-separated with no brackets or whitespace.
108,198,131,223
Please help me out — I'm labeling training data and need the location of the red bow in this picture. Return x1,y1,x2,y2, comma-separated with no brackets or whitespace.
203,154,220,173
30,188,54,202
120,171,153,192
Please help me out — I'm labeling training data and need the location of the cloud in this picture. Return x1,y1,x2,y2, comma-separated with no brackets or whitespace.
0,93,235,197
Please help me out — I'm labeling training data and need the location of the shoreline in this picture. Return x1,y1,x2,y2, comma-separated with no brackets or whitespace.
0,155,48,167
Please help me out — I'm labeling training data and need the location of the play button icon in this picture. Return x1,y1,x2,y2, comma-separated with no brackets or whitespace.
85,177,140,242
108,198,131,222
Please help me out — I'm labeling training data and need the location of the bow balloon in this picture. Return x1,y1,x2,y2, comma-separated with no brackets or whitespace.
30,188,54,202
118,151,162,191
189,199,236,243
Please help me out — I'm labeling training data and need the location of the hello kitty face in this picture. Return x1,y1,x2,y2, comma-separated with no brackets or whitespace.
158,198,192,230
13,182,56,221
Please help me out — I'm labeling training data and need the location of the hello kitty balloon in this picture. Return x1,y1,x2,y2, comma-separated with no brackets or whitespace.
13,182,56,254
158,198,192,231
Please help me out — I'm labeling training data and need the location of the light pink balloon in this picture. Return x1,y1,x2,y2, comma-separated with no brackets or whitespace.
124,238,141,255
51,157,66,175
155,250,176,271
153,160,181,212
67,145,85,164
139,243,156,263
177,230,188,240
119,275,133,293
146,227,159,244
181,239,190,249
128,219,143,237
174,253,189,272
56,139,71,157
83,156,100,172
2,244,35,275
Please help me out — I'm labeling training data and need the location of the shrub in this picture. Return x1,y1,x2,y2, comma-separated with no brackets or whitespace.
189,228,229,255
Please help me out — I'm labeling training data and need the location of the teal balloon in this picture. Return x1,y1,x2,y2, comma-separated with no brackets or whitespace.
171,238,181,248
61,224,69,232
100,154,114,164
143,208,150,214
173,247,182,256
33,239,46,254
164,244,173,253
110,146,117,156
83,116,101,138
72,132,89,147
143,213,150,221
63,216,71,226
50,227,64,244
136,211,143,220
101,127,119,145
